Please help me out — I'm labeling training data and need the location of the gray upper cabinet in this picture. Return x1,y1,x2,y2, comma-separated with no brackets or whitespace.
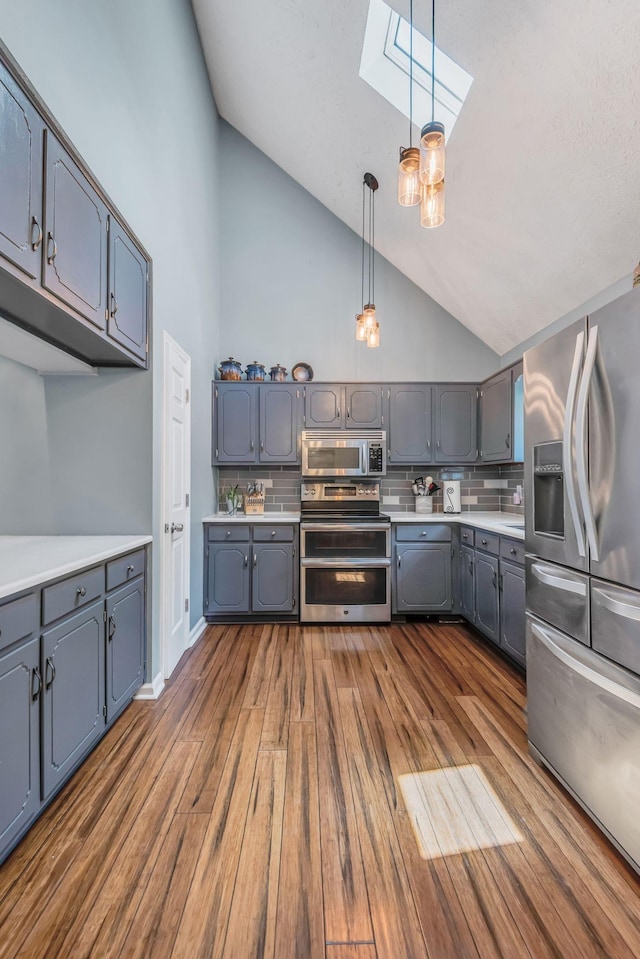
252,543,296,612
214,383,257,463
345,384,383,429
259,384,301,463
43,133,108,331
386,385,433,464
479,369,512,462
434,384,477,463
107,218,148,361
500,558,526,667
41,599,105,800
304,384,344,428
0,63,44,285
0,52,149,369
106,577,145,722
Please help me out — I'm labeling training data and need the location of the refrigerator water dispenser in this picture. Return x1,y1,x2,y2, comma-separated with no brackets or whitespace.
533,442,564,537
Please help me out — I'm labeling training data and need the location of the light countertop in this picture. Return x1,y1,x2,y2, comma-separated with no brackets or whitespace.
0,535,152,600
202,511,524,540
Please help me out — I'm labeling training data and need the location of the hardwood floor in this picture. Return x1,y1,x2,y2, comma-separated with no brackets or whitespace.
2,620,640,958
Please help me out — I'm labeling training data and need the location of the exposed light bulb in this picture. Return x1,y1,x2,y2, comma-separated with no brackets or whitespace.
367,321,380,348
419,121,445,185
420,179,445,229
398,147,421,207
355,313,368,341
362,304,377,330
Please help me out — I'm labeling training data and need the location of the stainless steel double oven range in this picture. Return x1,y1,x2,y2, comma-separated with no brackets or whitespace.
299,479,391,623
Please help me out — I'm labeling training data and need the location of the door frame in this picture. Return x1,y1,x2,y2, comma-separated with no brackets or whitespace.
161,330,191,679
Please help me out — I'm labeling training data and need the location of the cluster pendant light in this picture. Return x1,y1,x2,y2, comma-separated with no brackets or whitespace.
398,0,445,228
355,173,380,347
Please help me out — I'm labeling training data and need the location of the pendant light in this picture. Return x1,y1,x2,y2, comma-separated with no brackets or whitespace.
397,0,420,207
355,173,380,348
420,0,445,228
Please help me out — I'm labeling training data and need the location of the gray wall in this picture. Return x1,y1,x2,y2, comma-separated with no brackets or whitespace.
0,0,221,677
219,123,500,383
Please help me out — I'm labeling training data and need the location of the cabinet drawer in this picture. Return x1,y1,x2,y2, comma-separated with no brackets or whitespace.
500,538,525,565
475,531,499,555
253,525,295,542
106,549,146,591
0,594,38,653
207,525,251,542
459,526,475,547
395,524,451,542
42,565,104,625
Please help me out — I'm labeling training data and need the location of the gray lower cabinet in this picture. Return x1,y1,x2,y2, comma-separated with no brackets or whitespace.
386,385,433,464
460,544,475,620
500,558,526,667
204,524,298,618
41,599,105,800
106,576,145,722
473,550,500,643
0,593,40,858
393,524,452,613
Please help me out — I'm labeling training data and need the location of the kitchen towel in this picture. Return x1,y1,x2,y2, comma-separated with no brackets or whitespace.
443,480,461,514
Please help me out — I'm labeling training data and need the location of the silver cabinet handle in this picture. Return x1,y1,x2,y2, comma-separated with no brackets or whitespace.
108,615,116,640
45,656,56,690
171,523,184,533
250,441,254,452
110,292,119,318
32,667,42,701
563,329,586,557
397,555,402,568
492,570,497,587
253,553,257,568
46,232,57,264
260,441,264,452
31,216,43,251
592,585,640,622
575,325,599,561
244,554,248,567
336,407,341,419
531,561,587,595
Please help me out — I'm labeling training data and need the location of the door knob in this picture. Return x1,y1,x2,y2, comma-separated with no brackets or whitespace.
170,523,184,533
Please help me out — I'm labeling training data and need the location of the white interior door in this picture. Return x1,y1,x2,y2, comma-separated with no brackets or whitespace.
162,332,191,678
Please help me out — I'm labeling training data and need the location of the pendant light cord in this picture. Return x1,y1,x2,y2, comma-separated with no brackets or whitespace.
431,0,435,123
409,0,413,148
361,179,366,309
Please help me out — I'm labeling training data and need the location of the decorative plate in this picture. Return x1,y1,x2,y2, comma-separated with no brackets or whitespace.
292,362,314,382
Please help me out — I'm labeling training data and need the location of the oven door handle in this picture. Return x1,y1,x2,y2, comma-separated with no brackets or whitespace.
300,558,391,568
301,523,391,533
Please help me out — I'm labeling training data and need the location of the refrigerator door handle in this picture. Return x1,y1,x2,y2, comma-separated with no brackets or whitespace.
530,561,587,595
563,330,586,557
592,584,640,622
530,619,640,710
575,325,600,561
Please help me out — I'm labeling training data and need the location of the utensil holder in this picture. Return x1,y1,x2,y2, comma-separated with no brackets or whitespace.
415,495,433,514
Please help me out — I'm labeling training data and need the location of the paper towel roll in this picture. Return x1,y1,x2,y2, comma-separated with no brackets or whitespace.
443,480,461,513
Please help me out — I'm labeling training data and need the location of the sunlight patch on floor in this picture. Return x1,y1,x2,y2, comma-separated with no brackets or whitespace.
398,764,523,860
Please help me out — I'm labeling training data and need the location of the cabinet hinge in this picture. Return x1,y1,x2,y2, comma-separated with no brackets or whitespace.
186,493,190,507
185,388,190,403
103,610,107,623
185,598,189,613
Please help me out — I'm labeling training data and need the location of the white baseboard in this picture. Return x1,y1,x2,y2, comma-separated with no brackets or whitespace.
188,616,207,649
134,671,165,700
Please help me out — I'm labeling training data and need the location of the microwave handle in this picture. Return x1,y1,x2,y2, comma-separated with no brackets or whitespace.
361,443,367,474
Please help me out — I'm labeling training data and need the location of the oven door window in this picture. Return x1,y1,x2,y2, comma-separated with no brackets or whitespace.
304,566,388,606
306,447,361,472
303,528,388,559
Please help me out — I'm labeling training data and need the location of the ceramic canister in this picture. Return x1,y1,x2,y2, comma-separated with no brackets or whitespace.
269,364,288,381
218,357,243,380
245,361,266,381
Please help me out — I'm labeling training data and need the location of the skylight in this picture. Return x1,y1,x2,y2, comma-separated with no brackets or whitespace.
360,0,473,138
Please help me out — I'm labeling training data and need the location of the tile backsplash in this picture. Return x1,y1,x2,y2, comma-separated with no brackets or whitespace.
217,463,525,514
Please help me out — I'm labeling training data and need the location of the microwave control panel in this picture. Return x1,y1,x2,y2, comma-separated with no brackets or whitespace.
368,443,384,473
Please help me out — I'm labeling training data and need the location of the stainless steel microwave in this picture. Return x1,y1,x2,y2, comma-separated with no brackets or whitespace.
301,430,387,478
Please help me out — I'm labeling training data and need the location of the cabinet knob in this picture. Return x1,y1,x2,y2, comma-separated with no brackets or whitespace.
226,530,231,537
510,547,517,555
462,533,468,540
420,531,427,536
482,538,488,545
127,564,135,573
271,530,276,537
76,586,87,597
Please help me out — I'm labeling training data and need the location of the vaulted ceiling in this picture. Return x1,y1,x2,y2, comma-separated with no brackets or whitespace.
191,0,640,355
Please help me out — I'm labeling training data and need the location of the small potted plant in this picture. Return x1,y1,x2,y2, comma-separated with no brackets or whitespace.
224,484,241,515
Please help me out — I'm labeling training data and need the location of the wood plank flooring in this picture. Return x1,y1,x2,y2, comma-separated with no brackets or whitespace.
1,620,640,959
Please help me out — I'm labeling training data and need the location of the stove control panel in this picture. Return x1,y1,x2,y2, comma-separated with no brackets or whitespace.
301,481,380,502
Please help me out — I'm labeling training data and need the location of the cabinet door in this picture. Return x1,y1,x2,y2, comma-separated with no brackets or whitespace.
386,385,432,464
259,384,301,463
459,544,475,620
107,217,148,361
434,385,477,463
474,551,500,643
500,560,526,666
106,577,145,722
252,543,295,612
0,636,40,859
205,543,250,614
480,370,512,462
394,544,451,612
304,385,344,428
214,384,257,463
41,599,105,800
345,384,383,429
0,63,44,284
43,133,108,329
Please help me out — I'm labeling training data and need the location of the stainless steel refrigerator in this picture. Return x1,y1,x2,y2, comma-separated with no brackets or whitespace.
524,285,640,875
